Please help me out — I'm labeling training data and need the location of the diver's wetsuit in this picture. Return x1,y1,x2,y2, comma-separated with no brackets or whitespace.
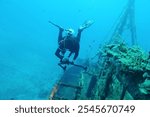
55,29,82,61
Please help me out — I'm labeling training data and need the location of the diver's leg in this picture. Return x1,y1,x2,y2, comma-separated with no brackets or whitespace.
55,48,64,60
58,63,67,71
61,49,66,56
68,52,73,58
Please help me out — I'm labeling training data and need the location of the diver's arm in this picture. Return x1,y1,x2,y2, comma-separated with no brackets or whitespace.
58,28,64,43
76,29,82,43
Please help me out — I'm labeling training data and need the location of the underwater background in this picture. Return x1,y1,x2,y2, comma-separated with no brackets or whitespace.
0,0,150,99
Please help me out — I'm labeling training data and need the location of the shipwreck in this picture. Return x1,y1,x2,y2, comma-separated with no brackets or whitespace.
49,0,150,100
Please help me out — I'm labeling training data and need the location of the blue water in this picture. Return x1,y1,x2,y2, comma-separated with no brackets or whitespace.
0,0,150,99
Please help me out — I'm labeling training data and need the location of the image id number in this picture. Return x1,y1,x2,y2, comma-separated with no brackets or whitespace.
78,105,135,114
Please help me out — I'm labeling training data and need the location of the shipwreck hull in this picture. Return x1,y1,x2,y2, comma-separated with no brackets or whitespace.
49,43,150,100
49,63,84,100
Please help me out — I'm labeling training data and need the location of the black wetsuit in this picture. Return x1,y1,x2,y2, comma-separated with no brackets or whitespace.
55,29,82,61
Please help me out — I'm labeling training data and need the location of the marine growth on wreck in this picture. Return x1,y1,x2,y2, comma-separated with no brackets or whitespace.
79,35,150,100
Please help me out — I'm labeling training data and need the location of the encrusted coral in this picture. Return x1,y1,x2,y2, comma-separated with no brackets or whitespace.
100,43,150,72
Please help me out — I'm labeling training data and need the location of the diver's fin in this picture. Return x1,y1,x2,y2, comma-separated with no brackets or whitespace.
70,62,87,71
58,61,87,71
81,20,94,29
48,20,64,30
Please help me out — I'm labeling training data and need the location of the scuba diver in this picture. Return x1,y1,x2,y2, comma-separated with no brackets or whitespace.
49,20,94,70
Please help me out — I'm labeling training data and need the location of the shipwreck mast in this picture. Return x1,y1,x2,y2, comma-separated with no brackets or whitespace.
109,0,137,45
